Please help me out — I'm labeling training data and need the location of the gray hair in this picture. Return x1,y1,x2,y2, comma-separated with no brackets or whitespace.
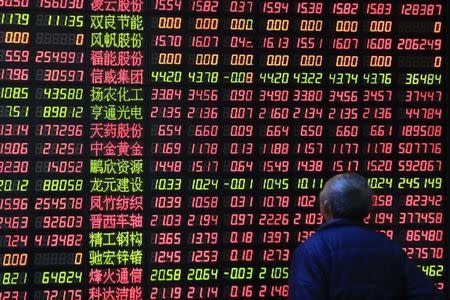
319,173,373,219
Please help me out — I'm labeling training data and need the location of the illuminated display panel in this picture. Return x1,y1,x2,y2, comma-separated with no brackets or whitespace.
0,0,447,299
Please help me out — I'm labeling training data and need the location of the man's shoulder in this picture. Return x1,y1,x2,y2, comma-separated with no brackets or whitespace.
294,231,328,255
291,233,329,270
298,222,404,254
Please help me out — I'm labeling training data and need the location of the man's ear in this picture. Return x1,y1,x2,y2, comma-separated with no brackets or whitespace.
320,200,332,221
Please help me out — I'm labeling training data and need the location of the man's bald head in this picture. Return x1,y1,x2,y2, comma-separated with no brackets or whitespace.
319,173,373,221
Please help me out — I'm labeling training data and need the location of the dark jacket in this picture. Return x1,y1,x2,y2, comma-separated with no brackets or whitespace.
289,218,442,300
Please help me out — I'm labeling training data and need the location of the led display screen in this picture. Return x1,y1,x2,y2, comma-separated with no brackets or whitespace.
0,0,447,299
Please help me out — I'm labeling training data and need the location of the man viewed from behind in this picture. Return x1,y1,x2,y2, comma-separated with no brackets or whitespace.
289,173,442,300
